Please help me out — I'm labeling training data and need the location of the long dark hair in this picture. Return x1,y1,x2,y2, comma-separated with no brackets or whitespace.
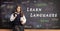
13,4,24,17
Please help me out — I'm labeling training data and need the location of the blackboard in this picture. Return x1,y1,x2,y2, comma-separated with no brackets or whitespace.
0,0,60,29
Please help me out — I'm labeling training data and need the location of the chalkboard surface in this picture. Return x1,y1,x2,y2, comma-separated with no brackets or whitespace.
0,0,60,29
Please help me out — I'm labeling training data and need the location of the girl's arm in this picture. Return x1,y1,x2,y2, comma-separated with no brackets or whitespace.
20,15,26,25
10,13,17,21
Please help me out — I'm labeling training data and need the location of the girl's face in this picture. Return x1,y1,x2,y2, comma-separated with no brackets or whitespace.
17,6,21,13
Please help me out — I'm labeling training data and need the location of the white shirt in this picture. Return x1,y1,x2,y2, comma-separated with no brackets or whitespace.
10,13,26,24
